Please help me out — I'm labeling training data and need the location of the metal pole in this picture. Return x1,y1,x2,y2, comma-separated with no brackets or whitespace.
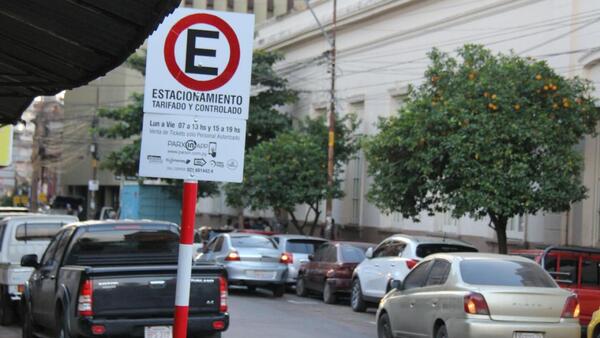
325,0,337,239
173,180,198,338
88,87,99,220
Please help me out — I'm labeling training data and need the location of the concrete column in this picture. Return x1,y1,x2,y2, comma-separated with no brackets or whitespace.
234,0,247,13
254,0,268,24
214,0,228,11
293,0,306,11
193,0,207,9
274,0,287,16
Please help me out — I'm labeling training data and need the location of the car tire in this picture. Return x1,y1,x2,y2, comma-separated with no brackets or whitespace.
247,285,256,293
351,279,367,312
57,312,72,338
322,282,336,304
272,284,285,298
0,286,15,325
296,276,308,297
22,306,35,338
377,312,393,338
435,324,448,338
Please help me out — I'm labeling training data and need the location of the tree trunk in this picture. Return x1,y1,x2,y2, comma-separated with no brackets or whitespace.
287,210,305,235
491,215,509,254
309,205,320,236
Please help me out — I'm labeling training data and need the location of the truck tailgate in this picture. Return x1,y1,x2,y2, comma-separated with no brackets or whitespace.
88,265,222,318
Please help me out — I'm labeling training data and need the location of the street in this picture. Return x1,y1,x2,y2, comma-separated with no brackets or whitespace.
0,288,376,338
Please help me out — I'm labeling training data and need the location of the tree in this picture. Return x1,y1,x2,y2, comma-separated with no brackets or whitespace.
364,45,600,253
98,50,295,197
226,114,360,235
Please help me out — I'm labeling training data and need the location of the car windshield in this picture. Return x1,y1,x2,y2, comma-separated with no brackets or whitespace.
285,239,325,254
460,259,556,287
340,245,367,263
231,235,275,249
416,243,478,258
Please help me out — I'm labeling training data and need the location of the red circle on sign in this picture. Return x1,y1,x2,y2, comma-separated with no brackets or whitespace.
164,13,241,91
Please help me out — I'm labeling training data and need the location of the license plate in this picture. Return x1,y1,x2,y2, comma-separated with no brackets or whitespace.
145,326,172,338
246,270,276,279
514,333,544,338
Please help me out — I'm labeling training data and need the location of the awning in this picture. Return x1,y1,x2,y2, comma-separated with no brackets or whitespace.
0,0,180,124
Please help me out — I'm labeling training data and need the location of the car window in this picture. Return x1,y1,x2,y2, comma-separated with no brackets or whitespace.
214,236,224,252
313,245,328,261
52,229,74,267
324,245,338,262
425,259,451,286
15,222,64,241
206,237,218,252
415,244,477,258
461,259,556,287
286,239,325,254
230,235,276,249
39,231,64,266
581,258,600,285
403,260,433,290
545,256,578,284
0,223,5,251
340,245,367,263
373,241,390,258
273,237,280,244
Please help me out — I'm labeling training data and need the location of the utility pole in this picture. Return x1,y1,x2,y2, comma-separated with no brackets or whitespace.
325,0,337,240
88,87,99,220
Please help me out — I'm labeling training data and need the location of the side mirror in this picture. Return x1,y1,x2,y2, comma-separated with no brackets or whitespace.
365,247,373,259
390,279,403,291
308,254,314,261
21,254,39,268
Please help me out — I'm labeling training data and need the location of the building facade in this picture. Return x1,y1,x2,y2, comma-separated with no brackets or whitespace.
254,0,600,251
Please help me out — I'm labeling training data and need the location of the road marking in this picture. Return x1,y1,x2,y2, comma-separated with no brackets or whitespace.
287,300,321,305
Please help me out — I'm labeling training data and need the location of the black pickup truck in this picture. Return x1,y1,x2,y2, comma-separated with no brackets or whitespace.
20,220,228,338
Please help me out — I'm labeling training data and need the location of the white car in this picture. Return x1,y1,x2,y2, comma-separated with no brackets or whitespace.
0,214,78,324
271,234,327,286
351,234,477,312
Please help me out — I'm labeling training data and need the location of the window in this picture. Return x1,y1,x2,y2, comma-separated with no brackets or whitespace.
206,237,218,252
426,260,451,286
0,223,5,251
373,242,390,258
313,245,328,262
545,257,578,284
214,236,224,252
230,235,276,249
325,246,338,262
351,154,362,224
507,215,525,238
403,261,433,290
15,222,63,241
415,244,477,258
374,241,405,258
40,232,63,266
286,240,325,254
340,245,367,263
460,260,556,287
581,259,600,285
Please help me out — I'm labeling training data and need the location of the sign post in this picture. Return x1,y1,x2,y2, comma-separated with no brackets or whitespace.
140,8,254,338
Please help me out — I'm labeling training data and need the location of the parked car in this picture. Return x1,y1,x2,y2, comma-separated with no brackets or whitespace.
271,234,327,286
351,235,477,312
0,207,28,214
588,308,600,338
296,241,372,304
513,246,600,333
0,214,77,324
21,220,228,338
377,253,581,338
196,233,288,297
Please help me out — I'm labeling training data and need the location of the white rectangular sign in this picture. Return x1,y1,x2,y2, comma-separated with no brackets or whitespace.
144,9,254,120
139,113,246,182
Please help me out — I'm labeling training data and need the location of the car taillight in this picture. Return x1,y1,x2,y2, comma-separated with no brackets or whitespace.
78,280,93,316
561,295,580,318
225,251,240,261
219,276,228,313
280,252,293,264
405,259,419,269
464,292,490,315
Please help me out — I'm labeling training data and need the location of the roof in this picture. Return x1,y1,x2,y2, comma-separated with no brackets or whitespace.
385,234,475,247
1,214,78,223
428,252,533,263
330,241,375,248
272,234,326,241
0,0,180,124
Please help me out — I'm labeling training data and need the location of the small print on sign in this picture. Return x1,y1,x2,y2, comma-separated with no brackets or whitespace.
139,113,246,183
144,9,254,120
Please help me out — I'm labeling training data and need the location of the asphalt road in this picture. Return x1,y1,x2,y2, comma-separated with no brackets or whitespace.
0,288,377,338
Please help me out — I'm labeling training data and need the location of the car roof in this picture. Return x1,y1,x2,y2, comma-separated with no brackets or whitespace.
272,234,326,241
385,234,475,247
2,214,78,222
227,232,270,238
64,219,177,230
426,252,533,263
330,241,374,248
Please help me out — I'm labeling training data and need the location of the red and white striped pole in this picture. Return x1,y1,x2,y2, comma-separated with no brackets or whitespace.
173,180,198,338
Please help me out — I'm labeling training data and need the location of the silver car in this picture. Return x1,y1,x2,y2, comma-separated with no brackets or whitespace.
272,234,327,285
377,253,580,338
196,233,288,297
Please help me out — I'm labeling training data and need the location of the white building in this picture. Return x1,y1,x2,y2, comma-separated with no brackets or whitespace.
253,0,600,251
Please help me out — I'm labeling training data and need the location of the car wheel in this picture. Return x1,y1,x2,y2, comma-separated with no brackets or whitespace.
272,284,285,298
322,282,336,304
435,324,448,338
57,310,73,338
351,279,367,312
377,312,393,338
247,285,256,293
22,306,35,338
296,276,308,297
0,286,15,325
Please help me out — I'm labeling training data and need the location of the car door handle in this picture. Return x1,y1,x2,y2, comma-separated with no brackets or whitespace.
409,302,415,308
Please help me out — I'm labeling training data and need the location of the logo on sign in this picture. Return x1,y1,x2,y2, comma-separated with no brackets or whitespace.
164,13,240,91
185,140,197,151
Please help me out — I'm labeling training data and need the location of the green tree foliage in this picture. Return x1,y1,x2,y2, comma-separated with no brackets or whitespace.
364,45,600,253
226,114,360,235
